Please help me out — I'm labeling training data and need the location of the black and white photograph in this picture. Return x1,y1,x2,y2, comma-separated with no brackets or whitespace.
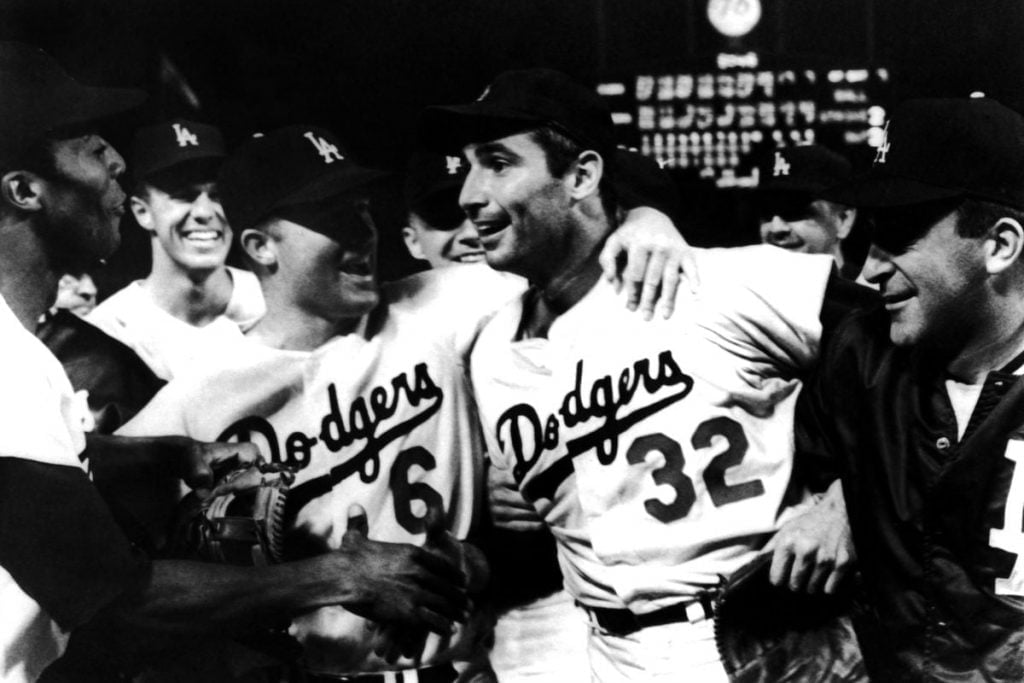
2,1,1024,681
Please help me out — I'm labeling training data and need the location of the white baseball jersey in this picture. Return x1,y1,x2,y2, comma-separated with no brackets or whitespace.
0,293,87,682
471,245,833,615
87,265,265,381
121,264,520,675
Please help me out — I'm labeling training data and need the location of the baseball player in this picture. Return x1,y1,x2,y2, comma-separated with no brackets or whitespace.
797,97,1024,681
755,144,861,279
88,118,265,381
121,121,697,681
400,149,591,683
422,68,852,681
0,43,472,683
402,150,486,268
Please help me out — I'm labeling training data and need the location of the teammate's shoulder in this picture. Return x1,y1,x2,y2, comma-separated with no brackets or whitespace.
87,281,146,324
697,243,832,270
383,264,524,314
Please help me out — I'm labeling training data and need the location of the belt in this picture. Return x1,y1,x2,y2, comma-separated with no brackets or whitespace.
298,663,458,683
580,596,716,636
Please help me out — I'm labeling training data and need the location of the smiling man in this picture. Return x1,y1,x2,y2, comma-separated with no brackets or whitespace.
88,119,265,380
797,97,1024,681
402,150,487,268
423,68,856,682
754,144,860,278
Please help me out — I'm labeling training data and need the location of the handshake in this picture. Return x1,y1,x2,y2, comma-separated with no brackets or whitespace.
173,449,487,659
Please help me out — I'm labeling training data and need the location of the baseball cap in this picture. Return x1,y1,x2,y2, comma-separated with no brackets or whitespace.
613,148,682,222
131,119,225,182
0,42,144,164
404,150,468,211
825,97,1024,210
420,68,616,158
218,125,386,235
756,144,852,195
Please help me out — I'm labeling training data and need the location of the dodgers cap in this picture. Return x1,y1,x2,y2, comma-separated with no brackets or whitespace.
756,144,852,196
404,150,468,211
826,97,1024,210
613,147,682,222
0,41,144,164
218,125,387,235
420,68,616,159
131,119,225,182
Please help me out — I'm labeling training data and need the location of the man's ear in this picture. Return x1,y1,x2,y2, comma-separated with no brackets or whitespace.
569,150,604,200
130,195,156,232
241,227,277,268
402,225,426,261
986,217,1024,275
0,170,44,213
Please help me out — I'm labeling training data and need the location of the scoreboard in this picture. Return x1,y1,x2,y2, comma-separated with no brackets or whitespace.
599,52,891,188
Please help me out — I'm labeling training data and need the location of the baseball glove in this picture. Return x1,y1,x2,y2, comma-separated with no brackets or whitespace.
714,552,868,683
170,463,294,566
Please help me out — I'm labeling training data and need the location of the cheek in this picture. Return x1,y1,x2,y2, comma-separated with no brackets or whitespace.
794,221,830,245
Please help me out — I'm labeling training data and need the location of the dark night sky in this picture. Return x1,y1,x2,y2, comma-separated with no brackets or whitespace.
3,0,1024,282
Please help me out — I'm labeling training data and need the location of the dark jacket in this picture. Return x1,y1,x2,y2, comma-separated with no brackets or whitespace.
797,306,1024,681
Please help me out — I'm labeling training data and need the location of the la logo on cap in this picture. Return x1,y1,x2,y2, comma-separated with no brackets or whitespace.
445,155,462,175
772,151,791,177
874,121,891,164
304,131,345,164
172,123,199,147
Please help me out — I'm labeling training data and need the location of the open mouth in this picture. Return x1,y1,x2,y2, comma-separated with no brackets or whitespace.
182,229,223,244
453,252,486,263
473,219,508,239
339,254,373,277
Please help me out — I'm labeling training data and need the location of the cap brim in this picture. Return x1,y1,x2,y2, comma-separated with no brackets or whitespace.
408,176,463,209
758,178,829,195
420,103,545,152
822,171,963,208
52,82,146,131
277,165,389,209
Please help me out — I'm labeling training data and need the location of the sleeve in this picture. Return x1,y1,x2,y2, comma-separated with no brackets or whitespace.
0,458,151,630
37,310,166,434
695,245,834,372
792,314,866,492
116,379,192,438
0,351,85,470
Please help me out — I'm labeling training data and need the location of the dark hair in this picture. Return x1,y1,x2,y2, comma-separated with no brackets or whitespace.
527,125,618,221
956,197,1024,238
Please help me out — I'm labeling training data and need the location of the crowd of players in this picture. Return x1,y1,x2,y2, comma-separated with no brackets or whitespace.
3,38,1024,683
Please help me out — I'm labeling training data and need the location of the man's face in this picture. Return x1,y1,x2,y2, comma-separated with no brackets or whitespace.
757,195,845,256
862,203,987,349
459,132,573,278
272,197,379,321
404,189,484,268
133,179,230,274
39,134,127,267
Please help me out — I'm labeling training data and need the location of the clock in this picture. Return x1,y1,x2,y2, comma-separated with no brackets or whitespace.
707,0,762,38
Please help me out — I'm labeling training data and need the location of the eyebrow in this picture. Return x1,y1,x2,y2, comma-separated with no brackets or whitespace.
471,141,522,161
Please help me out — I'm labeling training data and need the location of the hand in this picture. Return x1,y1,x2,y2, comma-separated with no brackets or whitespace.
339,504,469,636
204,461,293,501
165,437,262,500
487,462,544,533
372,501,488,663
598,206,698,320
766,479,855,594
